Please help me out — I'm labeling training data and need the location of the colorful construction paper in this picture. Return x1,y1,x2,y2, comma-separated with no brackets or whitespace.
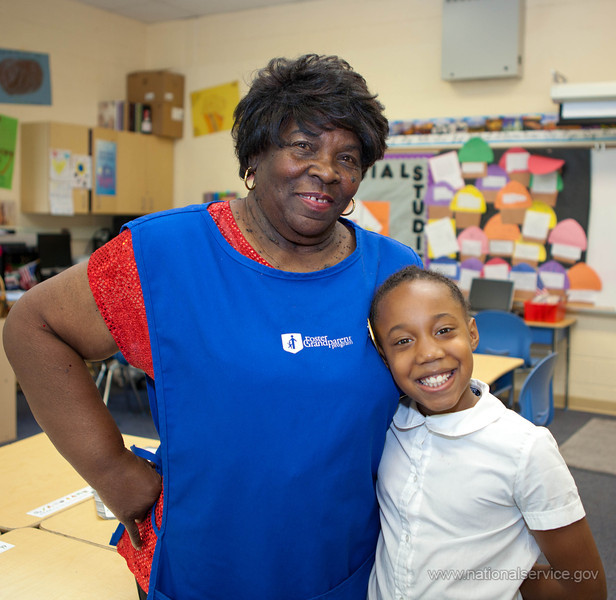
495,180,532,210
458,137,494,163
457,226,488,258
548,218,587,263
528,155,565,175
427,256,459,280
499,147,530,174
476,164,508,192
483,257,511,280
538,260,569,290
450,185,486,213
0,114,18,190
426,217,458,259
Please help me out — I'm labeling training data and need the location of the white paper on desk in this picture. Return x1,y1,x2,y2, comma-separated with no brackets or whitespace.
460,239,482,257
510,270,538,292
27,486,93,517
0,541,15,554
428,151,464,190
540,271,566,289
426,218,459,258
513,241,541,262
551,243,582,262
483,263,510,280
49,180,74,216
522,211,550,240
531,172,558,194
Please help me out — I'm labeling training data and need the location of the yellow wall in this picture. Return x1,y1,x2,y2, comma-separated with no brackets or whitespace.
0,0,147,253
143,0,616,205
2,0,616,412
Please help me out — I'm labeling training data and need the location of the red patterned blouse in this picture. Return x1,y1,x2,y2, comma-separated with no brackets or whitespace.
87,201,271,379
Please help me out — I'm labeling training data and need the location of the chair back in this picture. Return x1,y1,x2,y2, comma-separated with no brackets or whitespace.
517,352,558,426
474,310,533,367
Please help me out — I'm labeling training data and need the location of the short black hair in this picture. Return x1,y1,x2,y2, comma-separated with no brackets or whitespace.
369,266,470,342
232,54,389,178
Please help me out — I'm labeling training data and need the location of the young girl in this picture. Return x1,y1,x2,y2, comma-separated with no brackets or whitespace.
367,266,606,600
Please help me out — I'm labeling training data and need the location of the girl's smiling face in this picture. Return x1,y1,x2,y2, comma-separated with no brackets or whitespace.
374,279,480,416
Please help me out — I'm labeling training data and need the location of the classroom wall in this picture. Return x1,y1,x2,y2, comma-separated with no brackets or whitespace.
142,0,616,205
2,0,616,413
0,0,148,255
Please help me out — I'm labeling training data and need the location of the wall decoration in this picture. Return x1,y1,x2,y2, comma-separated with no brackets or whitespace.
0,114,18,190
354,154,430,253
190,81,239,136
94,139,117,196
0,48,51,105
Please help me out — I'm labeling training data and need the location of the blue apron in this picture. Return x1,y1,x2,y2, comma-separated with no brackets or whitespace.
125,203,421,599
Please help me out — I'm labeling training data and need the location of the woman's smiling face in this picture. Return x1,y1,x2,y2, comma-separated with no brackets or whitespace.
374,279,480,416
250,120,363,245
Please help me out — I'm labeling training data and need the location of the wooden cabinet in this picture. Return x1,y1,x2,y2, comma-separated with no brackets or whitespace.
90,127,174,215
20,122,90,215
19,123,174,216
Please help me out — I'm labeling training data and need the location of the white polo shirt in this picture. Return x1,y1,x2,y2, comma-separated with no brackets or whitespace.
368,380,584,600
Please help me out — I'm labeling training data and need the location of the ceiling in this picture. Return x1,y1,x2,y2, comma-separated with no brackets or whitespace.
71,0,310,24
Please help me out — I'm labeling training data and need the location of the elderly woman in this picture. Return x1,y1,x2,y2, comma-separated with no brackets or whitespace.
4,54,421,599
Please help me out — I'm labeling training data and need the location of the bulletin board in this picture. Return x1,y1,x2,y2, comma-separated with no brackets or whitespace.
354,142,605,307
482,147,590,260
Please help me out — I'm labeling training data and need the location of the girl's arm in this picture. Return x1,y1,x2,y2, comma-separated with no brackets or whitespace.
3,261,161,549
520,517,606,599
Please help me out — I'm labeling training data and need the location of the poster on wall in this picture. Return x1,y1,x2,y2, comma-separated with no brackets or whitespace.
191,81,239,136
0,48,52,105
94,139,117,196
0,114,18,190
353,153,430,257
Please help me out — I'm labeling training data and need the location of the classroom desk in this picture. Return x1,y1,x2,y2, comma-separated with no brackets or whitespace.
0,527,137,599
472,353,525,386
39,496,121,548
0,318,17,444
524,317,577,408
0,433,158,532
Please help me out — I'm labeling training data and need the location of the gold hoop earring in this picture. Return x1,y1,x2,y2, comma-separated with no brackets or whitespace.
341,198,356,216
243,167,256,191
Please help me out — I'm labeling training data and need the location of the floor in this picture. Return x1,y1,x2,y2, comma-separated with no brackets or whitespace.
9,382,616,597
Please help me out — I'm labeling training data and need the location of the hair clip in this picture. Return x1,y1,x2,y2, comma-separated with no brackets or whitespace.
367,318,378,348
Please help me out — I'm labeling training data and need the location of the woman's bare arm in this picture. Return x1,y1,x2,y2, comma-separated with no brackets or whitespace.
3,261,161,548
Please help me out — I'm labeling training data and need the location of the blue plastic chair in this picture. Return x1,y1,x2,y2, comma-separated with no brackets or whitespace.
517,352,558,426
94,351,147,412
474,310,537,403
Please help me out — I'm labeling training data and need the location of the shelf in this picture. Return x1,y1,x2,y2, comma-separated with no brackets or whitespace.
386,127,616,150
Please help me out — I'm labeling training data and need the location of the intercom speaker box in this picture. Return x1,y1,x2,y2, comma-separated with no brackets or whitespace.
127,70,185,139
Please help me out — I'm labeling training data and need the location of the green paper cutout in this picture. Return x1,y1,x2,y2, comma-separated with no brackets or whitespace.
458,136,494,163
0,114,18,190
